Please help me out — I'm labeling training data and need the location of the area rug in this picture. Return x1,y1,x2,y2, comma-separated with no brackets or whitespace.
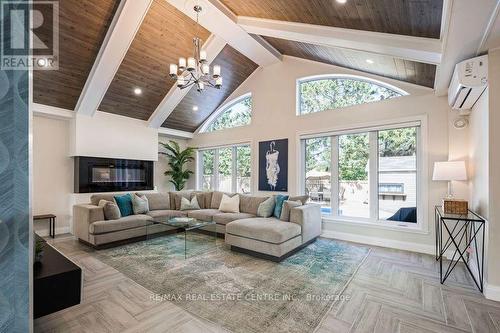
95,234,370,333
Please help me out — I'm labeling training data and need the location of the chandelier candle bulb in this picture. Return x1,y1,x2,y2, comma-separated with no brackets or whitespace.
169,64,178,77
178,57,186,70
198,82,205,91
200,50,207,63
213,65,221,78
201,64,209,75
215,77,222,88
187,57,196,71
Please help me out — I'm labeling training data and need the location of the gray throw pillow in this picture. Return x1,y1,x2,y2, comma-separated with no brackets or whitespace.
289,195,309,205
280,200,302,221
132,194,149,214
180,196,200,211
99,200,121,220
257,196,275,217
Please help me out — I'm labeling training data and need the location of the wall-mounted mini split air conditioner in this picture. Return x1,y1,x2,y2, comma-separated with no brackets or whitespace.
448,55,488,110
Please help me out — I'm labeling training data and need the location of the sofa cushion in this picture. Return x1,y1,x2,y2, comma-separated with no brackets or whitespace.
99,200,121,220
210,191,234,209
195,191,213,209
187,209,221,222
226,218,301,244
146,210,187,218
89,214,152,234
280,200,302,221
170,190,194,210
90,194,116,206
132,194,149,214
114,194,134,217
289,195,309,205
180,196,200,210
213,212,256,225
144,193,170,210
257,196,275,218
239,195,269,215
219,194,240,213
273,195,289,218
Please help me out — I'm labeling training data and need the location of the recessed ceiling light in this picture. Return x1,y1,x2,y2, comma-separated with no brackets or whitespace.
192,106,199,111
366,59,374,64
134,88,142,95
336,0,347,3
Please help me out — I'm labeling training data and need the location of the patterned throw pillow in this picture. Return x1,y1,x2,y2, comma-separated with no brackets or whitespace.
280,200,302,222
114,193,133,217
257,196,275,217
98,199,121,220
273,194,289,218
132,194,149,214
219,194,240,213
180,196,200,211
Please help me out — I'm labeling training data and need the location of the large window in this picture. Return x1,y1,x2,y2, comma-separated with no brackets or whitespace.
302,123,420,225
298,76,405,115
201,94,252,132
198,144,251,194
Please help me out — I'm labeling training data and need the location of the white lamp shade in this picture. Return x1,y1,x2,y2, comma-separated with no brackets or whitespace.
432,161,467,181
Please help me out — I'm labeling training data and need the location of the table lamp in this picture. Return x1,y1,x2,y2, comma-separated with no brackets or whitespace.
432,161,467,198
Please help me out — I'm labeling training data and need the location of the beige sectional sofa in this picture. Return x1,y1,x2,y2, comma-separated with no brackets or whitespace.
73,190,321,261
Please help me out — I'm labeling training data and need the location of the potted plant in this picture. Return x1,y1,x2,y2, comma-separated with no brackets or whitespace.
159,140,196,191
34,239,45,265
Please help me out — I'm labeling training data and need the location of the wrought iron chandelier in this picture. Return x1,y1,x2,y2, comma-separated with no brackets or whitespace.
169,5,222,92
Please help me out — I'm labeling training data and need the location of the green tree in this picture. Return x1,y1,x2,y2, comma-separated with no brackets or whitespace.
339,134,369,181
300,78,401,114
207,97,252,132
378,128,417,157
159,140,195,191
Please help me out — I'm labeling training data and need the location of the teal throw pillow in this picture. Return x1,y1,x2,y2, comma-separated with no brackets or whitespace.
273,194,289,218
114,193,133,217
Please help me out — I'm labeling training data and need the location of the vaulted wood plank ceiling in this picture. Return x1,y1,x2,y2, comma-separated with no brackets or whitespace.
263,36,436,88
98,0,210,121
162,45,258,132
220,0,443,38
33,0,119,110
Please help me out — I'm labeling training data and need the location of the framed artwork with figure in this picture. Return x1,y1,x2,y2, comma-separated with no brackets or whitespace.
258,138,288,191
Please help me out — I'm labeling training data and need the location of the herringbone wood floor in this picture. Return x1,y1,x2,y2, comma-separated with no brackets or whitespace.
35,236,500,333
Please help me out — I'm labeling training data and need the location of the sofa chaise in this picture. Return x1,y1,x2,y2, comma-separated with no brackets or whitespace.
73,190,321,261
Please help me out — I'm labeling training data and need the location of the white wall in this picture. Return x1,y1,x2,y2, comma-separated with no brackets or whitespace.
33,116,73,235
70,111,158,161
189,56,462,250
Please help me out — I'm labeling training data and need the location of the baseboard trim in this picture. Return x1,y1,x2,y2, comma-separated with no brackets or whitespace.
321,230,435,255
485,283,500,301
36,226,70,237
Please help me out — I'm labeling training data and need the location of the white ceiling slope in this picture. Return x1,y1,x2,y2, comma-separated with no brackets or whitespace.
435,0,500,96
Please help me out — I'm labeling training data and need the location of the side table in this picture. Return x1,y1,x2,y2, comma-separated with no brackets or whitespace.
435,206,485,292
34,214,56,238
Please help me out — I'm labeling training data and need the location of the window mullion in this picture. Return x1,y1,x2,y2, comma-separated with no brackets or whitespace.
214,149,219,191
369,131,379,221
232,146,237,193
331,136,339,217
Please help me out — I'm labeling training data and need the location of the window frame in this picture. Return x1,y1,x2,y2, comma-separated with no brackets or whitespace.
296,74,408,116
197,142,252,194
298,117,427,233
198,93,252,133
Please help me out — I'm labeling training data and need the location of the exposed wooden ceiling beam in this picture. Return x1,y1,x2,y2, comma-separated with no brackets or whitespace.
434,0,499,95
238,16,443,65
148,35,227,129
166,0,281,67
75,0,153,116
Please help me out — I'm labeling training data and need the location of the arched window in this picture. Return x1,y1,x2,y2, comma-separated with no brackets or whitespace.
201,93,252,133
297,75,407,115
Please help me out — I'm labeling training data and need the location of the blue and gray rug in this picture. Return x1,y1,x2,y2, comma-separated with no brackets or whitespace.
96,234,370,333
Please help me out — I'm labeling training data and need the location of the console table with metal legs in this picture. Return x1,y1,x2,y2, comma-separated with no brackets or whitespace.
435,206,485,292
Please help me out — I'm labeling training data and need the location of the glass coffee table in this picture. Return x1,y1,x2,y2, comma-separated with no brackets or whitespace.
146,216,218,259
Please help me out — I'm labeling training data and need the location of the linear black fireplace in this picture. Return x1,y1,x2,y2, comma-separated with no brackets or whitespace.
74,156,154,193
